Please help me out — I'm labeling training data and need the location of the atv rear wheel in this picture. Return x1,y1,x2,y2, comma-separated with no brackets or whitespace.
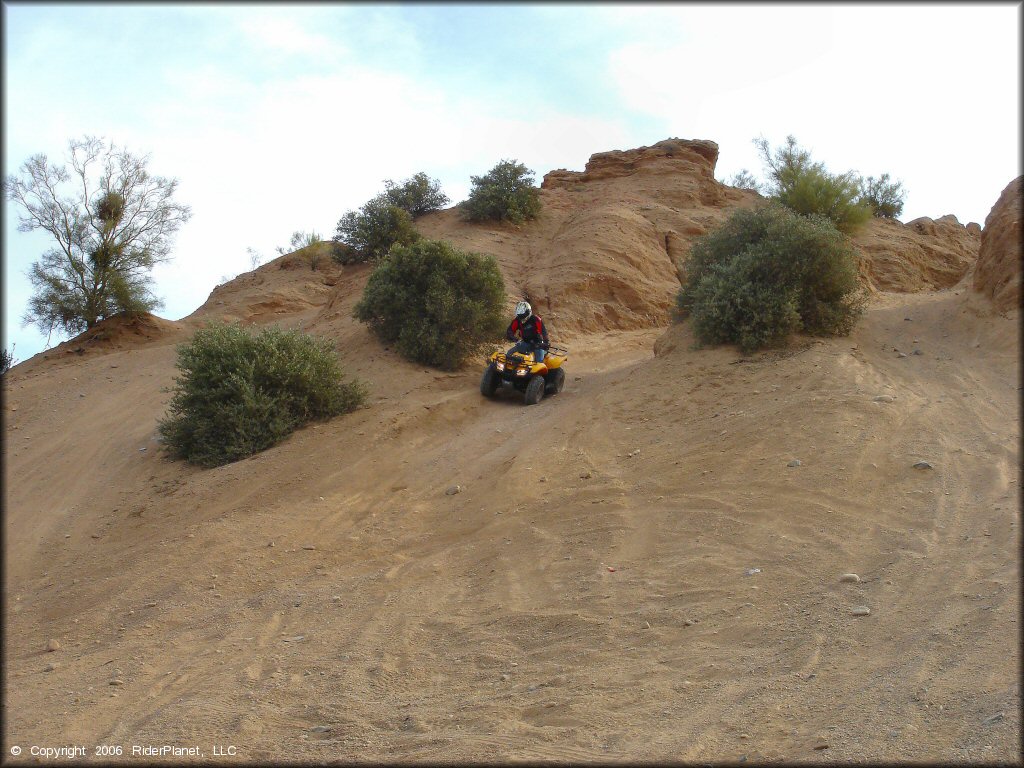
545,367,565,395
524,374,545,405
480,364,499,397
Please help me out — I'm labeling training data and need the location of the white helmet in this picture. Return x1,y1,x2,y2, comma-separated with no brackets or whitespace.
515,300,532,322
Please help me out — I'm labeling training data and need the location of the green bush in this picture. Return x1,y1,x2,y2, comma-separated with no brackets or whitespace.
726,169,762,192
678,204,866,353
333,199,420,263
159,323,366,467
754,135,872,235
383,172,449,218
859,174,906,219
332,172,449,264
1,345,15,375
461,159,541,224
353,239,506,369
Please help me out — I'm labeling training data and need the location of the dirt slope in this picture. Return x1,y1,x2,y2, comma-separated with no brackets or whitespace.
3,141,1020,764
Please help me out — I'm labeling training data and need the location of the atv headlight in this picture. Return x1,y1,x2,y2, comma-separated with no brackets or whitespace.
496,362,504,371
516,368,527,376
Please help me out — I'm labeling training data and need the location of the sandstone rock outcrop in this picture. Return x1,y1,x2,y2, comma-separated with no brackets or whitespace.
973,176,1022,312
416,138,759,335
852,214,980,292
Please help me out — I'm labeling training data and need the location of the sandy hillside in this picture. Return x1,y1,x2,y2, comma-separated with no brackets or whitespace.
3,141,1020,764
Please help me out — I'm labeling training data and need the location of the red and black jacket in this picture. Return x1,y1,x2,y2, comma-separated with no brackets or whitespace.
506,315,549,347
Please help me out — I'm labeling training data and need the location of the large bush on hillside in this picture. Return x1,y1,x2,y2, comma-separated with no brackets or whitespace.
754,135,872,234
678,204,866,353
159,323,366,467
383,172,450,217
461,159,541,224
353,239,506,369
859,173,906,219
332,172,448,264
334,199,419,264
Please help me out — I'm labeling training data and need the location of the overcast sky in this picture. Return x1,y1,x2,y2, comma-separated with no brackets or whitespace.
3,3,1020,362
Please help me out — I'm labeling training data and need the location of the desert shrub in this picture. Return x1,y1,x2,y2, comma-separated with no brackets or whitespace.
332,172,448,264
353,239,506,369
1,345,15,375
754,135,872,234
461,159,541,224
333,198,420,263
159,322,366,467
726,169,762,192
383,172,449,218
678,204,866,353
859,174,906,219
277,230,324,256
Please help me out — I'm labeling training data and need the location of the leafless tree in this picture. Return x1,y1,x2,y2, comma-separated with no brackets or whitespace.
4,136,192,336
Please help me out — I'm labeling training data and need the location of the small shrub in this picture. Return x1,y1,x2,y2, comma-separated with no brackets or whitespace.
277,230,324,256
383,172,449,218
726,169,762,192
333,198,420,264
159,323,366,467
461,159,541,224
353,239,506,369
678,204,866,353
859,174,906,219
1,345,16,375
754,135,872,234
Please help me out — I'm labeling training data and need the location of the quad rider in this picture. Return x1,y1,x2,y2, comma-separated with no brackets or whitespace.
506,300,549,365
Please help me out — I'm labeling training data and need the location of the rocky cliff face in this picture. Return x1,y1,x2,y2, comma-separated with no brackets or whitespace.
852,214,981,293
973,176,1022,312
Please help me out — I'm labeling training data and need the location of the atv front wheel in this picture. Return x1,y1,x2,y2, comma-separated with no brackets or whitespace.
545,367,565,395
524,374,545,405
480,364,499,397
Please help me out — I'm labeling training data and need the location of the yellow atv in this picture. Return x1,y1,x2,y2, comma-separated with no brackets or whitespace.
480,345,568,405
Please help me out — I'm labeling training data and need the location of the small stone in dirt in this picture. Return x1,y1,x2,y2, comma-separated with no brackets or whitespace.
628,449,640,457
813,742,830,750
310,725,332,733
873,395,895,403
913,461,934,470
445,485,462,496
109,679,123,686
46,639,61,652
580,471,592,479
744,568,761,576
44,662,58,672
983,712,1004,725
787,459,802,467
302,545,316,551
851,606,871,616
912,349,923,356
839,573,861,584
501,674,509,681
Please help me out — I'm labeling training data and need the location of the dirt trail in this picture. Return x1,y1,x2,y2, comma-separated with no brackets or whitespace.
3,274,1019,762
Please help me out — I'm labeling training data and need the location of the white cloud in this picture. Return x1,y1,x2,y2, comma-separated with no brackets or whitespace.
604,5,1021,225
